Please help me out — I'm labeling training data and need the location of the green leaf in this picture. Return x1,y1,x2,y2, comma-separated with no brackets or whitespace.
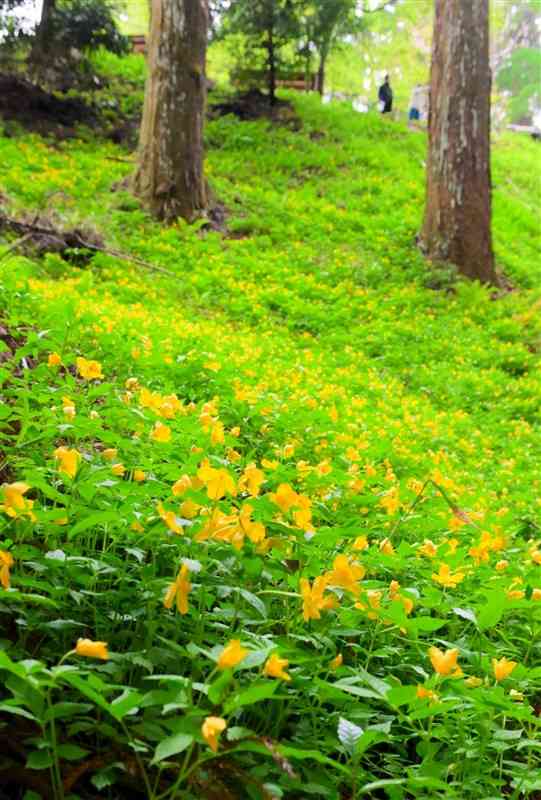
452,607,477,625
0,591,57,607
69,511,120,538
238,588,267,618
208,669,233,705
0,650,29,678
360,779,405,794
43,702,92,722
332,681,381,700
61,673,113,717
0,702,37,721
110,690,143,720
477,592,505,632
278,745,350,776
224,681,278,714
411,617,448,633
26,750,53,770
56,743,90,760
358,670,391,698
387,685,418,707
150,733,193,765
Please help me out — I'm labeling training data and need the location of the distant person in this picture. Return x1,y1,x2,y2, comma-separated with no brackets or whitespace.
378,75,393,114
408,84,423,127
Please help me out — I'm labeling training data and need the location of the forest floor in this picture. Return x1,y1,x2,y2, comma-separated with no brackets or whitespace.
0,54,540,800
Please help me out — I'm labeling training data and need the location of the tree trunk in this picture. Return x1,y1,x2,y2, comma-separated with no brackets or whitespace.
31,0,56,62
133,0,208,222
316,52,326,96
267,26,276,106
420,0,497,284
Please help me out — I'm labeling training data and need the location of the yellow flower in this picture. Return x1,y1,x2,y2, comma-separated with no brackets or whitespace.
151,422,171,443
329,653,343,670
111,463,126,477
429,646,459,676
326,555,365,595
379,538,395,556
164,564,191,615
532,588,541,601
0,482,35,520
465,676,483,688
172,475,192,496
269,483,299,513
432,563,465,588
197,461,237,501
492,657,518,682
263,653,291,681
352,536,368,551
180,500,201,519
416,685,439,703
261,459,278,470
210,421,225,445
238,504,266,545
48,352,62,367
0,550,14,589
495,560,508,571
300,576,336,621
292,494,313,531
316,460,332,476
102,448,118,461
76,357,103,380
133,469,146,482
239,463,265,497
157,503,182,534
54,447,80,479
75,638,108,660
380,488,400,515
445,538,459,554
217,639,249,670
418,539,438,558
202,716,227,752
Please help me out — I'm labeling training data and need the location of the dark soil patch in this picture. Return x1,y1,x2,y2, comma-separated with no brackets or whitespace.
108,116,141,148
0,74,97,138
209,89,300,128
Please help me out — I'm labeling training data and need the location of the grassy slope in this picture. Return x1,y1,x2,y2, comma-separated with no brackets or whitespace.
0,93,540,798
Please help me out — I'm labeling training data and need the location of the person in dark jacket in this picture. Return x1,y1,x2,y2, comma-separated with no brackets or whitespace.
378,75,393,114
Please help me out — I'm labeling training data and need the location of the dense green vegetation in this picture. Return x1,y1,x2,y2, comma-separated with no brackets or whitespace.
0,79,540,800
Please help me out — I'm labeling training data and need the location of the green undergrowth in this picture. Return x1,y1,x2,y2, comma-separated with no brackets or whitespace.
0,91,540,800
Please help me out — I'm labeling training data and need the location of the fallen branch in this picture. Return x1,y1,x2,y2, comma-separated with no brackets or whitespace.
0,213,177,279
0,233,32,261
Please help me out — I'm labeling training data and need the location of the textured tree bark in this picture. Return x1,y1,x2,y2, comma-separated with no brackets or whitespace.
316,50,327,96
267,26,277,106
420,0,497,284
133,0,208,222
31,0,56,62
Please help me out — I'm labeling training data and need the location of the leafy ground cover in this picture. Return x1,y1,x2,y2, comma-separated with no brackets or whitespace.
0,88,540,800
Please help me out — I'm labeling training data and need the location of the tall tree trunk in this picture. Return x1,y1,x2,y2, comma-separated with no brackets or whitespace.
317,50,328,96
267,26,276,106
420,0,497,284
133,0,208,222
31,0,56,62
